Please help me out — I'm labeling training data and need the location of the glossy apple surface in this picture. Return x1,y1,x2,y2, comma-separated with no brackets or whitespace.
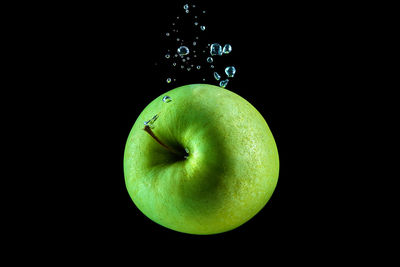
124,84,279,234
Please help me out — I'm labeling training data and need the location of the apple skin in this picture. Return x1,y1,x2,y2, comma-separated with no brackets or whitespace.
124,84,279,235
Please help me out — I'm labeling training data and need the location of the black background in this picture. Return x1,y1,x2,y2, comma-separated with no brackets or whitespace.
9,0,383,261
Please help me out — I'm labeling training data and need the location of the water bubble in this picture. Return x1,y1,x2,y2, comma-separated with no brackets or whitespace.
225,66,236,77
219,79,229,88
174,54,178,57
203,10,206,14
203,78,206,81
210,65,215,69
172,62,176,66
187,67,191,71
195,36,199,40
210,43,222,56
214,72,221,80
200,26,206,31
165,53,170,59
223,44,232,54
177,38,180,41
162,96,172,103
194,22,198,26
181,65,185,69
194,55,197,58
186,57,190,60
207,57,213,63
144,114,159,129
192,4,196,8
184,4,189,10
185,9,189,13
182,59,186,62
166,78,172,83
177,46,190,56
197,65,201,69
193,41,197,46
166,32,170,37
195,16,198,19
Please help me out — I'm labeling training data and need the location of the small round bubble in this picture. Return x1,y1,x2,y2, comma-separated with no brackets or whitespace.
162,96,172,103
225,66,236,77
210,43,222,56
222,44,232,54
219,79,229,88
177,46,190,56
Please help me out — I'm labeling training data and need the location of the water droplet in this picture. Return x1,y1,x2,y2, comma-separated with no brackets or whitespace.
194,55,197,58
144,114,159,129
194,22,198,26
219,79,229,88
200,25,206,31
197,65,201,70
192,4,196,8
181,65,185,69
203,10,206,14
225,66,236,77
184,4,189,10
165,53,170,59
177,38,180,41
166,32,170,37
210,65,215,69
177,16,180,19
185,9,189,13
186,57,190,60
193,41,197,46
177,46,190,56
182,58,186,62
162,96,172,103
172,62,176,66
207,57,213,63
174,54,178,57
195,36,199,40
214,72,221,80
202,78,206,81
187,67,191,71
223,44,232,54
195,16,198,19
166,78,172,83
210,43,222,56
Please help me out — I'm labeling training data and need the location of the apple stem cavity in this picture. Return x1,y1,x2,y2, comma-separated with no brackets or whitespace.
144,125,188,158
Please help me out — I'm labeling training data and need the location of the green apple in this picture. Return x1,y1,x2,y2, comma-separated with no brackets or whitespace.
124,84,279,235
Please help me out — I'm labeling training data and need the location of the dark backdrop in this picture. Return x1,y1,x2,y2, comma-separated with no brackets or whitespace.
16,0,372,260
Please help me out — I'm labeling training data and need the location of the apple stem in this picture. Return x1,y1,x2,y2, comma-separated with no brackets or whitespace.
143,125,185,157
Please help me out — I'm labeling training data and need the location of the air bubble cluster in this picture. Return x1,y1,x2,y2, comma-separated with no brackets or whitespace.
157,3,237,88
